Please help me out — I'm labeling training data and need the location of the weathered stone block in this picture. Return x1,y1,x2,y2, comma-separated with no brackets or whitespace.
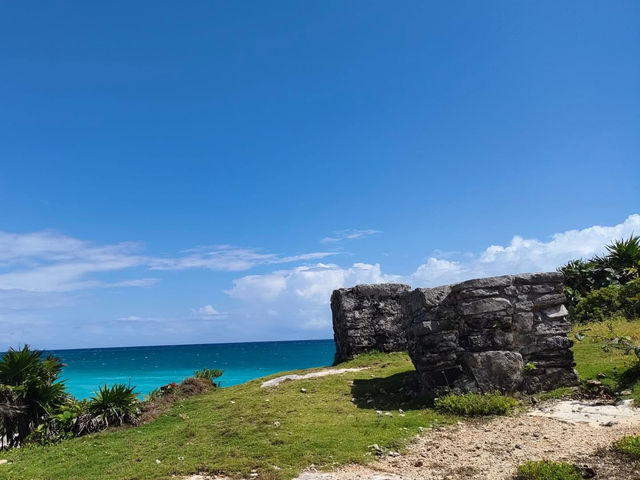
331,272,579,395
457,298,512,316
461,351,524,392
331,283,411,364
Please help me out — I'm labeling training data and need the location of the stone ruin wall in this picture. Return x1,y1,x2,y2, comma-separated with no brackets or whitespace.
331,272,579,395
331,283,411,364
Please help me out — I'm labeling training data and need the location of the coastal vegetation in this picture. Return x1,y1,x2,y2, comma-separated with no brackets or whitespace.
0,346,223,450
0,346,67,449
560,235,640,321
1,318,639,479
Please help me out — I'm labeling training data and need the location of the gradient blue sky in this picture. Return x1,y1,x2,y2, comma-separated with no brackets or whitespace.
1,1,638,349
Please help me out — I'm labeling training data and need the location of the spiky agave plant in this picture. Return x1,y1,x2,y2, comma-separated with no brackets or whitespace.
88,384,140,427
0,346,68,449
605,235,640,281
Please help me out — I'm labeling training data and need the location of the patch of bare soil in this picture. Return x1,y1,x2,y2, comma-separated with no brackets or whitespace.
184,400,640,480
319,404,640,480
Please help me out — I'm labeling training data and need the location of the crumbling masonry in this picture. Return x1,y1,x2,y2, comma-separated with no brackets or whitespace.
331,272,579,395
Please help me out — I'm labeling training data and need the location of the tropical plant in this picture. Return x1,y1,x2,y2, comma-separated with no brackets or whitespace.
559,236,640,315
88,384,140,427
27,400,103,445
0,346,69,449
603,235,640,276
193,368,224,386
571,285,622,322
620,277,640,319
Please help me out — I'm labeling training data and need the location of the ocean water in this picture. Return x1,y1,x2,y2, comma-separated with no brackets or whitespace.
48,339,335,400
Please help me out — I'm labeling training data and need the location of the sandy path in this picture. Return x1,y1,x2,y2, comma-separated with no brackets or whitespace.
306,404,640,480
185,400,640,480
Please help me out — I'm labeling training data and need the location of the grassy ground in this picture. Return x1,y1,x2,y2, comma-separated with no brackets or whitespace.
1,319,639,480
0,353,452,480
571,317,640,402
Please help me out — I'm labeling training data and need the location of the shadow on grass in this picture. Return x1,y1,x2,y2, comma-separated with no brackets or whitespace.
351,370,431,410
617,362,640,392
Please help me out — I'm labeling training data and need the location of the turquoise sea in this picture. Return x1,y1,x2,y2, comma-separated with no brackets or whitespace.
48,339,336,400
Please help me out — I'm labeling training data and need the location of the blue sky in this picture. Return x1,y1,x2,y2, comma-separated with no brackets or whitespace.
0,1,638,349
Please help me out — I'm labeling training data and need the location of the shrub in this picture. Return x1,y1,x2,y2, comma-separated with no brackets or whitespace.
516,461,582,480
572,285,621,322
433,391,517,416
88,384,140,427
0,346,69,448
620,278,640,319
614,435,640,459
559,236,640,311
194,368,224,386
27,400,103,445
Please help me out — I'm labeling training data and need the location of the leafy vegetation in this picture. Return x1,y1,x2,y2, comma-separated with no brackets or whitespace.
1,319,640,479
0,345,224,451
516,461,582,480
0,346,68,449
0,353,452,479
560,236,640,320
193,367,224,386
613,435,640,459
88,384,140,427
434,391,518,416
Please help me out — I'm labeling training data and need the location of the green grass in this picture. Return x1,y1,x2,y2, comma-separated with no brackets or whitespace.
516,461,582,480
434,391,518,416
1,319,639,480
571,317,640,402
0,352,452,480
613,435,640,459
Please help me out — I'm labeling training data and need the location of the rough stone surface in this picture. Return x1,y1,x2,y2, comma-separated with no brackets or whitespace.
406,273,579,395
331,283,412,364
331,272,579,395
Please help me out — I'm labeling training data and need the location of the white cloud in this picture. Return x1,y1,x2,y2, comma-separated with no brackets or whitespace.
227,262,399,304
192,304,226,318
321,229,381,244
0,230,337,295
226,214,640,336
149,245,337,271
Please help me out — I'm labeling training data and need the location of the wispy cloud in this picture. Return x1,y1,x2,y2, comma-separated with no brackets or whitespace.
191,304,227,319
320,229,381,244
149,246,337,271
0,231,337,294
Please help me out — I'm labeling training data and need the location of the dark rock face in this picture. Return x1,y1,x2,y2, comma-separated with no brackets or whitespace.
331,283,412,364
406,273,579,396
330,272,579,395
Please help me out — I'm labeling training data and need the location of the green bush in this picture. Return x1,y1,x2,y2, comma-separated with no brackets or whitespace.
516,461,582,480
434,391,517,416
614,435,640,458
194,368,224,386
560,235,640,311
620,278,640,319
0,346,69,448
88,384,140,427
572,285,621,322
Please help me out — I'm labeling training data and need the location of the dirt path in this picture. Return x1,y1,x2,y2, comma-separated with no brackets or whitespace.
299,402,640,480
185,400,640,480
